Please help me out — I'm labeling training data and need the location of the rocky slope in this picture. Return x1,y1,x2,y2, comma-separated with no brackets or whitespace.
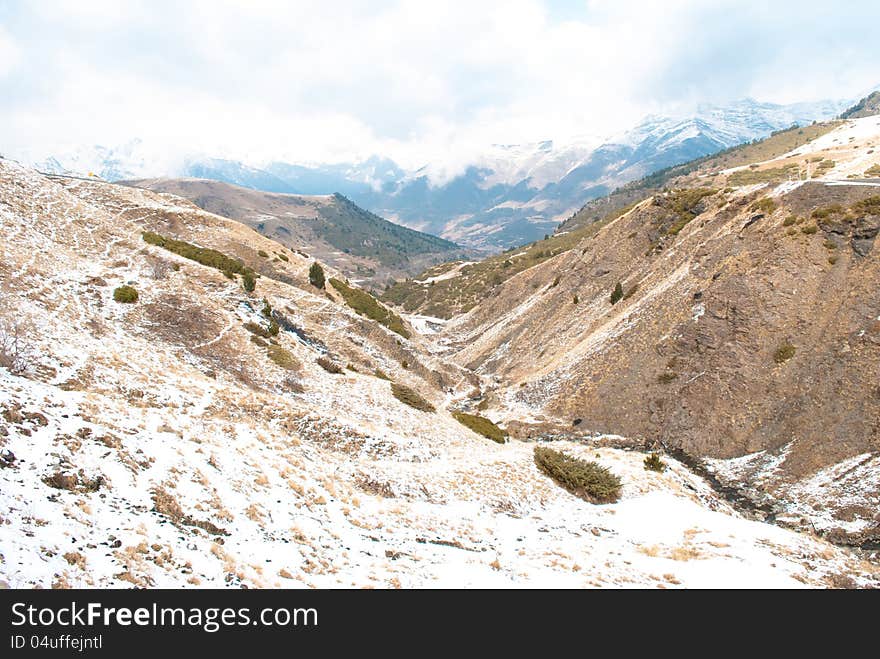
2,157,876,588
440,116,880,546
120,177,469,290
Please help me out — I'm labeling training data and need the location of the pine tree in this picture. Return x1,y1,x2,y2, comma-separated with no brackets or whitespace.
610,281,623,305
309,262,325,289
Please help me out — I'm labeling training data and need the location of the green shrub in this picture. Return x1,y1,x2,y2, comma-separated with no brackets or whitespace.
113,285,138,303
277,253,290,263
258,250,269,258
751,197,778,214
801,224,818,235
774,342,796,364
267,345,298,370
452,411,506,443
657,371,678,384
533,446,621,503
330,278,410,338
610,282,624,305
572,294,579,304
309,262,325,289
644,453,667,473
374,369,391,380
143,231,254,282
865,164,880,177
316,355,343,374
242,270,256,292
391,383,435,412
782,215,798,227
853,196,880,216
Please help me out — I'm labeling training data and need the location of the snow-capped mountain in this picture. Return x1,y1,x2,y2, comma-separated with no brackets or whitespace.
21,96,853,250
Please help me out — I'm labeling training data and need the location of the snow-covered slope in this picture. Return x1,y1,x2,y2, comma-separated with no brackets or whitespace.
1,158,876,588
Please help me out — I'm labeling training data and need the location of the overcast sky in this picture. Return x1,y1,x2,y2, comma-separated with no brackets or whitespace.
1,0,878,171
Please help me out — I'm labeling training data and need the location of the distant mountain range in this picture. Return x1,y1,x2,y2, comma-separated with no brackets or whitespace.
29,96,857,250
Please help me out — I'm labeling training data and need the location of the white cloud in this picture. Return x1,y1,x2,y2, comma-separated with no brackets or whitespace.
0,28,21,77
1,0,878,178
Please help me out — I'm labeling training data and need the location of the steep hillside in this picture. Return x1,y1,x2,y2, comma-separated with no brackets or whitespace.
840,91,880,119
122,178,470,290
2,158,876,588
440,116,880,545
381,121,844,318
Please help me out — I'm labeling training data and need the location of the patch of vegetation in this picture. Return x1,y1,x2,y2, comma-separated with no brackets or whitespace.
258,250,268,258
644,453,667,473
663,188,718,235
309,262,325,289
113,285,138,303
533,446,621,504
782,214,799,227
728,164,799,186
277,252,289,262
751,197,778,214
853,196,880,216
774,342,796,364
330,278,410,338
801,224,818,235
828,255,839,265
267,345,299,370
391,383,435,412
572,294,579,305
814,159,836,176
451,411,506,443
610,282,624,305
657,371,678,384
316,355,343,374
142,231,256,291
374,369,391,380
865,164,880,178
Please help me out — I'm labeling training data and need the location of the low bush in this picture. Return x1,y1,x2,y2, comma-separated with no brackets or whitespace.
751,197,778,214
143,231,257,291
113,285,138,303
330,278,410,338
452,411,506,443
267,345,298,370
644,453,667,472
774,342,796,364
533,446,621,503
391,383,435,412
657,371,678,384
316,355,343,374
801,224,818,235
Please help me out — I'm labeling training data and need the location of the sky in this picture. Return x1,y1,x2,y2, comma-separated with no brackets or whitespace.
1,0,879,175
